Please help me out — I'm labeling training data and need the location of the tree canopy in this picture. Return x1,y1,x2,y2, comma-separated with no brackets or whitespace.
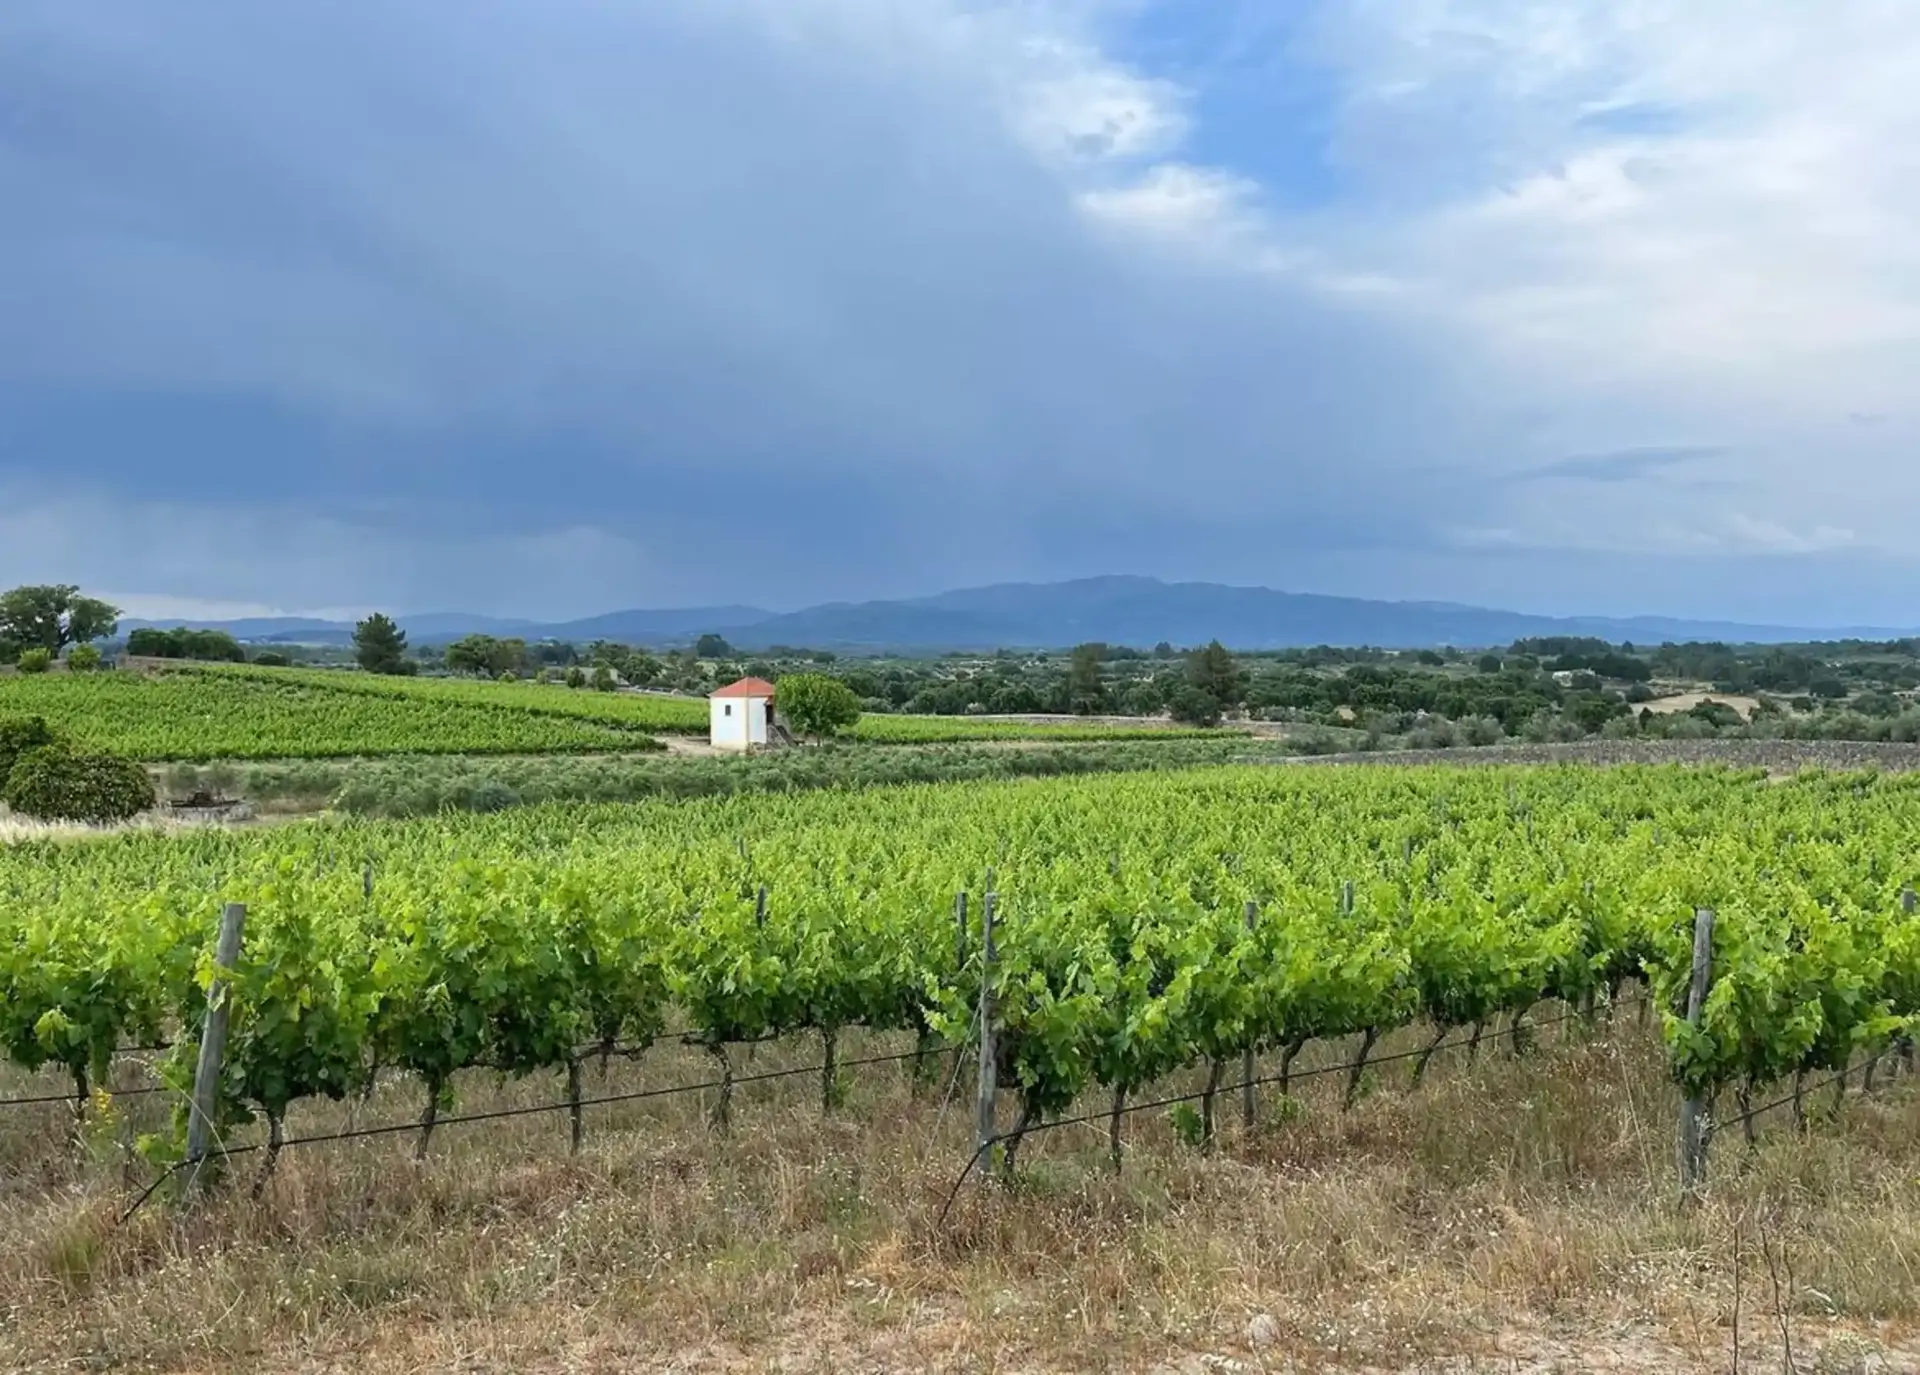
353,614,413,676
0,585,119,661
775,673,861,739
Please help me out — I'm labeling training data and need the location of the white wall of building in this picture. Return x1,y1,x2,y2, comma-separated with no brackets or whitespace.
710,694,770,751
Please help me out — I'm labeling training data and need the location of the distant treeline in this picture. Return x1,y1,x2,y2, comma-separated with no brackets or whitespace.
124,627,262,663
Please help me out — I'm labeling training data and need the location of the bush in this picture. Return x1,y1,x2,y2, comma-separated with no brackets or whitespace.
1167,685,1222,728
16,648,51,674
251,651,292,668
66,645,102,671
591,664,617,692
3,745,156,823
565,666,587,689
0,715,63,781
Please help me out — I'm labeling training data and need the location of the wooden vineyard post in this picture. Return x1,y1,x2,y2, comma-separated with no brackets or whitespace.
1677,906,1715,1202
1241,900,1258,1133
954,891,968,969
972,891,998,1180
1340,880,1354,917
185,901,247,1199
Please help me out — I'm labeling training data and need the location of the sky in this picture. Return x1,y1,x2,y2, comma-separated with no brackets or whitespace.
2,1,1918,626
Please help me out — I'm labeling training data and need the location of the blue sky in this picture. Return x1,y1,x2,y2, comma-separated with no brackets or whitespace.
2,1,1917,625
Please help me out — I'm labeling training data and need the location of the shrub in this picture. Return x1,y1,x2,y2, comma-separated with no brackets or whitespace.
565,666,587,689
251,651,292,668
0,715,63,781
591,664,617,692
66,645,103,671
1167,685,1222,728
3,745,156,823
16,648,52,674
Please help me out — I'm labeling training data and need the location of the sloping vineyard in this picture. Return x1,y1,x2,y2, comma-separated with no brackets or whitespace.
3,765,1918,1160
0,668,665,759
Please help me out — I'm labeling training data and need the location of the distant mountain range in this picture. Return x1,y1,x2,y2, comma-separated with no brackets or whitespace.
120,576,1916,652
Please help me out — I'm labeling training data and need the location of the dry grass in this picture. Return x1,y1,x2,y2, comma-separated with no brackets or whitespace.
1640,692,1765,720
4,1018,1919,1373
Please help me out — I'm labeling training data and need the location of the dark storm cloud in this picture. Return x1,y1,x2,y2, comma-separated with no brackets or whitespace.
0,0,1505,611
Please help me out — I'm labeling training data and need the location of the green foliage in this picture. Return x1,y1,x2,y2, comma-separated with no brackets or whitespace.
251,652,292,668
1067,643,1106,715
0,584,120,654
1185,640,1246,707
0,714,63,781
5,764,1920,1158
1168,1102,1206,1148
694,633,732,658
353,614,411,676
776,673,862,739
127,627,245,661
15,648,51,674
446,634,528,678
591,664,617,692
565,666,587,689
1167,684,1222,727
0,664,670,759
3,744,156,823
65,645,103,672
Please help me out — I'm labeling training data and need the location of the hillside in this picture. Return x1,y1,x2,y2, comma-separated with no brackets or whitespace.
120,575,1915,651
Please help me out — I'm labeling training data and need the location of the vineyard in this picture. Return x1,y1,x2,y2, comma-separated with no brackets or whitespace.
0,666,665,759
0,665,1219,761
5,763,1918,1190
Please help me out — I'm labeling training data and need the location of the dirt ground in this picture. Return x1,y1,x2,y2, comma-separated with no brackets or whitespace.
1638,691,1765,720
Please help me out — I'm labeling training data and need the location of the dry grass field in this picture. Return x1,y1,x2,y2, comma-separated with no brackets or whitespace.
5,1011,1918,1373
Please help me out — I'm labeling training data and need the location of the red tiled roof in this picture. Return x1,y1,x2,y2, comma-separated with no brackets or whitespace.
711,677,776,699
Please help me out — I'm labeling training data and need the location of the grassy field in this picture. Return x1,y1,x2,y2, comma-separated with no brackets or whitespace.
4,1008,1915,1372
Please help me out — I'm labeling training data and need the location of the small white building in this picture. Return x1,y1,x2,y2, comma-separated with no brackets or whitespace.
710,676,776,752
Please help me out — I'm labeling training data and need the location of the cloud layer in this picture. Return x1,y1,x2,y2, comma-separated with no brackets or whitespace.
2,1,1916,624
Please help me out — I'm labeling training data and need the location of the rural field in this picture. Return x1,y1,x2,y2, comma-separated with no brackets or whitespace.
5,758,1920,1371
0,664,1221,762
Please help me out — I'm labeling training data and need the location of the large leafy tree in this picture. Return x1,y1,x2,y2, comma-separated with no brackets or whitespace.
353,613,413,676
775,673,860,739
0,585,120,658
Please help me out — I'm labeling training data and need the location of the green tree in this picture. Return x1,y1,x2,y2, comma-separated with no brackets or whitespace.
353,613,412,676
445,634,497,676
565,665,588,689
590,664,617,692
1167,683,1223,727
0,584,120,654
695,633,732,659
623,651,660,686
1185,640,1245,709
775,673,861,739
1067,642,1107,715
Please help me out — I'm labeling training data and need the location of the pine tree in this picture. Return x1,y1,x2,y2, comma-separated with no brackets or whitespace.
353,613,411,676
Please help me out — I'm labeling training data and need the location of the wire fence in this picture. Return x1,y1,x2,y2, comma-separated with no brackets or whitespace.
0,989,1898,1227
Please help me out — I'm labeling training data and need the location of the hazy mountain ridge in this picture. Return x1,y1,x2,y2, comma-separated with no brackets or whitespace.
120,577,1915,651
